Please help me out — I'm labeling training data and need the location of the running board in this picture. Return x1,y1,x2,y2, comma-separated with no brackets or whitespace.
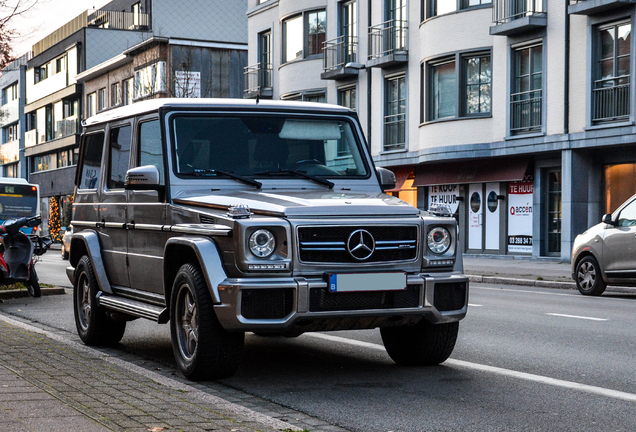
97,292,169,323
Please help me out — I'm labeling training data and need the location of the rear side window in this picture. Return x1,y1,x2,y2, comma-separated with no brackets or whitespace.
79,132,105,190
108,125,132,189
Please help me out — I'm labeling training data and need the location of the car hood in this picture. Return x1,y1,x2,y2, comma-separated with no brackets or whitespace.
173,189,420,217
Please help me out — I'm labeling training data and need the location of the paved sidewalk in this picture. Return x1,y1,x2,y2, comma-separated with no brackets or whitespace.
0,315,326,432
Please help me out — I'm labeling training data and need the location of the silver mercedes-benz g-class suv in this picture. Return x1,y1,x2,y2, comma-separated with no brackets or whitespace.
67,99,469,380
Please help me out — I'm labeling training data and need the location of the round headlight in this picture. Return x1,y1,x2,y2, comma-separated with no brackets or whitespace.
427,227,451,254
249,229,276,258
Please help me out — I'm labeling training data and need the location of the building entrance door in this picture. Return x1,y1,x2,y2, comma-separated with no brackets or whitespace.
468,183,502,253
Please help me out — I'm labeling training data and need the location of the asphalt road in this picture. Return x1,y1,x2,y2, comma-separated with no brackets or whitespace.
5,255,636,431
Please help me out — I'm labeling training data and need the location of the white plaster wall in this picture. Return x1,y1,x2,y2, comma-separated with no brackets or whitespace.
545,0,565,136
568,14,588,134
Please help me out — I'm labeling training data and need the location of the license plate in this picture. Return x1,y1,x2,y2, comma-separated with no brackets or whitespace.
327,272,407,293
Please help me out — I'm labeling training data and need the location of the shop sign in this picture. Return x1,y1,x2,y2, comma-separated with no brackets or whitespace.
174,71,201,98
508,175,533,253
428,184,460,215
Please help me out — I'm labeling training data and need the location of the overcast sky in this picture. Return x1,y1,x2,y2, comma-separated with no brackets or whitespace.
10,0,111,58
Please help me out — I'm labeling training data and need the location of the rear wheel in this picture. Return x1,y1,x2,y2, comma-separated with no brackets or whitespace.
26,265,41,298
381,320,459,366
170,263,244,381
73,256,126,345
575,256,607,296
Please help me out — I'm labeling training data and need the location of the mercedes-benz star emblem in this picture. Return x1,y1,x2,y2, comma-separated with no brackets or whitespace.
347,229,375,260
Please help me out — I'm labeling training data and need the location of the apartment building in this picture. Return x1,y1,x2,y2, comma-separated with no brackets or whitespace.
0,54,30,178
246,0,636,260
23,0,247,232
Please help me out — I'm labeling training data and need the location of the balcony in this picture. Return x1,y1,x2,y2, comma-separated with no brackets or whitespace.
0,99,19,126
87,8,149,30
55,117,79,139
0,140,19,165
25,129,37,148
510,90,542,134
569,0,636,14
592,78,630,123
321,36,360,80
243,63,273,99
490,0,547,36
366,20,408,68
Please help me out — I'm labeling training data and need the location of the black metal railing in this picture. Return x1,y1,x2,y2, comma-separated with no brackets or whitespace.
243,63,272,95
384,113,406,151
592,78,630,122
87,9,149,30
492,0,546,24
323,35,358,71
368,20,407,60
510,90,542,133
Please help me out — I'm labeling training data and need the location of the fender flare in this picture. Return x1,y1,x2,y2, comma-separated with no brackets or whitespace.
69,230,112,294
164,236,228,304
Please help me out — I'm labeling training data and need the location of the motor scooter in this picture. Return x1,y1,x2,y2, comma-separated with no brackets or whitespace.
0,216,52,297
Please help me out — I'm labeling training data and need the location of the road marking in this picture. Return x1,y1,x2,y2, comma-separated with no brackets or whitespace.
468,304,482,307
545,313,607,321
305,332,636,403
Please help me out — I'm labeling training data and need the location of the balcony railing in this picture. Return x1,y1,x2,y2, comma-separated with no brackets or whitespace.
493,0,546,25
384,113,406,151
323,36,358,72
0,140,19,165
55,117,79,139
593,78,630,122
368,20,407,60
510,89,542,133
87,9,149,30
25,129,37,147
244,63,272,98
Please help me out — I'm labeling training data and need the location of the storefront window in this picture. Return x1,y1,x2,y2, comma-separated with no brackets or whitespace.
604,163,636,213
547,170,561,255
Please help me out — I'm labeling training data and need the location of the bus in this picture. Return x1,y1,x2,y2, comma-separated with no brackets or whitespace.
0,178,40,234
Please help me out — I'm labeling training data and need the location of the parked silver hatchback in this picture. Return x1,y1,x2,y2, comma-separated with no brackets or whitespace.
67,99,469,380
572,193,636,295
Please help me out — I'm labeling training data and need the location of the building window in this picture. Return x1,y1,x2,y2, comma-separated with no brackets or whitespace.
546,169,561,255
464,53,492,115
282,10,326,63
111,82,122,107
280,90,326,102
2,82,18,105
511,43,542,134
258,30,272,89
32,153,56,173
5,163,18,178
4,124,17,142
123,78,133,105
425,0,491,19
427,51,491,121
134,62,167,100
338,85,357,110
429,58,456,120
132,2,141,26
98,88,107,112
87,92,96,117
593,22,631,123
384,74,406,151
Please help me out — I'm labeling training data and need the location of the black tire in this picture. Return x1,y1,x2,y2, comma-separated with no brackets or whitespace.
170,263,244,381
380,320,459,366
26,265,41,298
575,255,607,296
73,255,126,345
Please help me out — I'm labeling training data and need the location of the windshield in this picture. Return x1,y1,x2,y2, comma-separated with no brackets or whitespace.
0,183,38,219
171,115,369,179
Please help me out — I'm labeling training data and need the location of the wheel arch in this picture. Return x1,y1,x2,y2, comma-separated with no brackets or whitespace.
163,237,227,307
573,250,607,283
68,230,112,293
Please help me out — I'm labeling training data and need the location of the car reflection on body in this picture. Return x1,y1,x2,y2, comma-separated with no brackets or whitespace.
61,225,72,260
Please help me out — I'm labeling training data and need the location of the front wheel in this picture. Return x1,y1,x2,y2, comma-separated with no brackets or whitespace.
26,265,41,298
170,263,244,381
380,320,459,366
575,256,607,296
73,256,126,345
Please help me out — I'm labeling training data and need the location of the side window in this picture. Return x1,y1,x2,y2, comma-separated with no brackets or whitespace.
138,120,164,185
78,132,105,190
108,125,132,189
618,200,636,226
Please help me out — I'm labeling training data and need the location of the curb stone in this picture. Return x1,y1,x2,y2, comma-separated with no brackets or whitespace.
0,287,66,300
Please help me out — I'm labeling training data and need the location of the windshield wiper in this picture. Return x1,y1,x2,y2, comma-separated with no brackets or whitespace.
184,169,262,189
255,169,334,189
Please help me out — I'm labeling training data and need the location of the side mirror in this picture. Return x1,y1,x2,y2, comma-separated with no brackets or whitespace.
602,214,614,225
125,165,161,190
376,167,396,191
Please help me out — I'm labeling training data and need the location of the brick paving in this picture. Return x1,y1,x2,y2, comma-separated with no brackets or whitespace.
0,318,327,432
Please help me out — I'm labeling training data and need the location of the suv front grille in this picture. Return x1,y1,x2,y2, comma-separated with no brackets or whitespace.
309,285,420,312
241,289,294,319
433,282,466,312
298,225,418,263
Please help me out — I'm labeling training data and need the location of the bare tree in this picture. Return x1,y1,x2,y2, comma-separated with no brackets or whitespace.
0,0,38,69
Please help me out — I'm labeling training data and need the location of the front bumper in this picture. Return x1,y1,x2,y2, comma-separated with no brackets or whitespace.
214,272,469,332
